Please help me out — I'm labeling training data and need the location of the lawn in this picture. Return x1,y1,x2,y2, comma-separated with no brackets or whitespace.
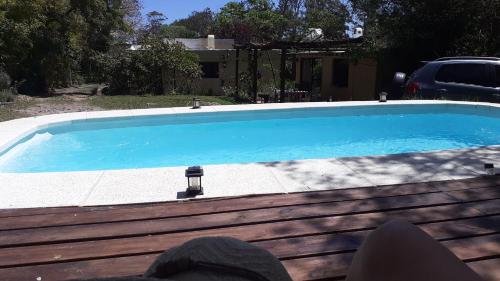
89,95,237,109
0,95,239,122
0,107,25,122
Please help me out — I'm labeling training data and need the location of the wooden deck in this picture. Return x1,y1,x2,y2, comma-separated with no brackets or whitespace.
0,176,499,281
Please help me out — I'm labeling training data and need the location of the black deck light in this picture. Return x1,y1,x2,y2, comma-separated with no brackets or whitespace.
379,92,388,103
185,166,204,196
192,97,201,109
484,163,495,176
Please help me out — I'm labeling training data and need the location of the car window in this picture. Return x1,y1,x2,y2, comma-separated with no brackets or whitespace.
435,63,492,87
496,65,500,87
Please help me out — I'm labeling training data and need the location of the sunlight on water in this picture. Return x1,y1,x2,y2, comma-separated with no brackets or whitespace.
0,132,53,168
1,105,500,173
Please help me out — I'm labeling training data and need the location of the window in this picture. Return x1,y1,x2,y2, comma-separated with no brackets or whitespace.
333,59,349,88
200,62,219,78
435,63,492,87
496,65,500,87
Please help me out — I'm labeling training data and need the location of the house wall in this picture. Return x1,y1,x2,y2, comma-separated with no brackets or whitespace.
295,55,377,101
194,50,232,96
163,50,281,96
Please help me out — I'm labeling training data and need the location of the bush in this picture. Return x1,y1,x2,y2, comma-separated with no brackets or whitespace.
0,89,15,103
106,35,201,96
0,70,11,90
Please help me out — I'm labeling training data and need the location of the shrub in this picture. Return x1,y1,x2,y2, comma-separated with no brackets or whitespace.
0,69,11,90
106,35,201,96
0,89,15,103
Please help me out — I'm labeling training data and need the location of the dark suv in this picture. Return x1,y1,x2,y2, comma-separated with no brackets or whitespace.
398,57,500,102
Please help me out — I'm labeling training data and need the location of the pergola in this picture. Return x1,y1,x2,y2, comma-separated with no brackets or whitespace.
233,37,363,103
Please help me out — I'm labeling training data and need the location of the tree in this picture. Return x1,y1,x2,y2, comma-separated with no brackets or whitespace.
213,0,286,43
349,0,500,91
104,7,201,96
146,11,167,35
106,34,201,95
350,0,500,59
0,0,136,95
212,0,350,43
161,25,198,39
276,0,305,40
120,0,143,31
171,8,215,37
304,0,350,39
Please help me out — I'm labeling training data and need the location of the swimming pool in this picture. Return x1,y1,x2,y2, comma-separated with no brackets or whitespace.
1,104,500,173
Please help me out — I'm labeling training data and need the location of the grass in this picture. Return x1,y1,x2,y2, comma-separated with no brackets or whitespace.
0,108,22,122
0,100,32,122
0,94,240,122
89,95,238,110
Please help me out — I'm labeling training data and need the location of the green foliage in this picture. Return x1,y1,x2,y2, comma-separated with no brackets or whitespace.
0,0,137,95
211,0,351,43
0,89,15,103
349,0,500,89
304,0,349,39
0,69,11,90
214,0,287,43
161,25,197,39
106,35,201,95
145,11,167,35
351,0,500,60
171,8,215,37
3,0,497,102
0,68,16,102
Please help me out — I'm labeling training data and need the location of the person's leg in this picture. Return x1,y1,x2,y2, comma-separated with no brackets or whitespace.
346,220,483,281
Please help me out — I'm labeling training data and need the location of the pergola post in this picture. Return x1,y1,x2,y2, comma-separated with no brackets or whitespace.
247,50,252,99
252,49,258,103
233,37,362,103
279,48,287,103
235,49,240,97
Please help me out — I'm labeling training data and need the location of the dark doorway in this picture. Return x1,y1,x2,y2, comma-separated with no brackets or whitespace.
300,58,322,93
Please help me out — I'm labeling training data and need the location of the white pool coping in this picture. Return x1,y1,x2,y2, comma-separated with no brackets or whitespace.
1,100,499,209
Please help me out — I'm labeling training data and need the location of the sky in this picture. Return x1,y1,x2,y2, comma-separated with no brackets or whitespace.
141,0,232,23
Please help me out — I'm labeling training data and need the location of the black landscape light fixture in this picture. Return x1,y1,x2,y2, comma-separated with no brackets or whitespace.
379,92,388,103
484,163,495,176
192,97,201,109
185,166,204,196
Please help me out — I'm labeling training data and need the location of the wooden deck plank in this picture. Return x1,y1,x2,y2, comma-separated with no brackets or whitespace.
263,232,500,261
444,234,500,261
0,255,156,281
0,177,498,281
468,199,500,215
468,258,500,281
443,187,500,202
1,175,498,222
431,176,500,192
0,192,466,245
1,182,498,232
0,207,496,268
3,255,496,281
0,182,439,227
1,233,497,281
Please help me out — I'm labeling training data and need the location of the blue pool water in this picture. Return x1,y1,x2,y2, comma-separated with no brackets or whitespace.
1,104,500,173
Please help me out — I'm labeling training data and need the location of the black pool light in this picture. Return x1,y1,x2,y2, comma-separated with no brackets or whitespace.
185,166,204,196
192,97,201,109
379,92,388,103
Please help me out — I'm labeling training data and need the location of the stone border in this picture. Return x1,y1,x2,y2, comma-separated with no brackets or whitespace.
0,100,499,209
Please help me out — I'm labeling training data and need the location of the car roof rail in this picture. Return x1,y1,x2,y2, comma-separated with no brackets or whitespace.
435,56,500,61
